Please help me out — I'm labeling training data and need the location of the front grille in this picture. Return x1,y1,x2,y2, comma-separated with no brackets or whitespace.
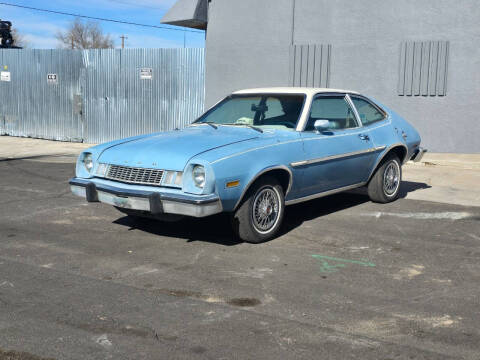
106,165,164,186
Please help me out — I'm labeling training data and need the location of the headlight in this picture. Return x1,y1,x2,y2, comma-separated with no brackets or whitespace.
192,165,205,188
82,153,93,173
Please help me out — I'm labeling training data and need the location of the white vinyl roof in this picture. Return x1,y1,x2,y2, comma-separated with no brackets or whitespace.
233,87,359,96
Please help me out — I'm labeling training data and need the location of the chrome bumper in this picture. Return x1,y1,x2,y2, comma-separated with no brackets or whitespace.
69,178,222,218
411,147,428,162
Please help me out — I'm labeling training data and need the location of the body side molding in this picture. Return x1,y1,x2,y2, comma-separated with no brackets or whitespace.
290,146,386,168
285,182,366,205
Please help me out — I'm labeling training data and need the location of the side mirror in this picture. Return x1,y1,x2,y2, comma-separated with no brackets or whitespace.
314,119,330,132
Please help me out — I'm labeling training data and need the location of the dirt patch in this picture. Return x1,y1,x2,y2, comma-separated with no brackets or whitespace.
56,316,161,340
227,298,261,307
0,348,55,360
152,288,261,307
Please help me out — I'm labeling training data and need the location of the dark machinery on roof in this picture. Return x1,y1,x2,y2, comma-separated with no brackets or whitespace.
0,20,21,48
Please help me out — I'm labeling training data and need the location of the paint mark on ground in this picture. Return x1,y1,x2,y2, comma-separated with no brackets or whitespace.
0,281,14,287
95,334,112,348
202,310,239,324
464,232,480,241
346,246,370,252
225,268,273,279
393,265,424,280
363,211,472,220
203,296,223,303
393,313,460,328
50,219,73,225
312,255,375,273
432,278,452,284
117,265,160,278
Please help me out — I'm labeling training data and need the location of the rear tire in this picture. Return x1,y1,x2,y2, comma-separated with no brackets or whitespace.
367,153,402,203
231,176,285,243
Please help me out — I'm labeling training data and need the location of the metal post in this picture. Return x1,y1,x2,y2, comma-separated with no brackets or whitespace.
120,35,128,49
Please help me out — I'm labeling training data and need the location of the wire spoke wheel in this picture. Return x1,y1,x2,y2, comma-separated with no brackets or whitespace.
383,160,400,196
252,186,280,233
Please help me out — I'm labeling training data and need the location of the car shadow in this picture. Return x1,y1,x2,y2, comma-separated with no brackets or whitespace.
279,192,370,236
113,180,430,245
113,213,243,246
398,180,432,198
280,180,431,236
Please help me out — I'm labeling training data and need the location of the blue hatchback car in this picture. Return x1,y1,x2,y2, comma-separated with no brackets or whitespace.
70,88,426,243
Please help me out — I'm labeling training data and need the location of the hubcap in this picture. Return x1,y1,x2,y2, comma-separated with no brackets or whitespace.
383,161,400,196
252,187,280,233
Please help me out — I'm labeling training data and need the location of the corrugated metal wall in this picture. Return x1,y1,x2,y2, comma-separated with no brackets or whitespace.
0,48,205,143
0,49,84,141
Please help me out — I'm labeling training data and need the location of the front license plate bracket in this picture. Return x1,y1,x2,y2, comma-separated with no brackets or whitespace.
149,193,163,214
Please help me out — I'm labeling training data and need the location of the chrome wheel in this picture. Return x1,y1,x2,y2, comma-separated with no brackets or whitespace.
252,186,281,234
383,160,400,196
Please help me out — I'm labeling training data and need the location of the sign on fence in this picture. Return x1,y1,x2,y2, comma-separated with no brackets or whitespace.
1,71,11,82
140,68,153,80
47,74,58,84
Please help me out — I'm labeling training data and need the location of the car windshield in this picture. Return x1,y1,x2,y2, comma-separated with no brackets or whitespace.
194,94,305,130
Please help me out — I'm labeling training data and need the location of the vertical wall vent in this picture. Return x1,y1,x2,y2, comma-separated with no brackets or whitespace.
290,44,331,88
398,40,449,96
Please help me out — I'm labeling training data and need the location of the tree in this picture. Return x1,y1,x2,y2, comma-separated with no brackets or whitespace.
56,18,114,49
11,28,28,48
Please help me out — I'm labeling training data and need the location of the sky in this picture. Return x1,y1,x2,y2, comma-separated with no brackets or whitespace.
0,0,205,49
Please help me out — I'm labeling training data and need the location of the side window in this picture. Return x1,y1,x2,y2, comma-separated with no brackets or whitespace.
305,96,357,131
351,97,385,126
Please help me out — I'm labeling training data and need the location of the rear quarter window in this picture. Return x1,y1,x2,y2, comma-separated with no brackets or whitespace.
351,97,386,126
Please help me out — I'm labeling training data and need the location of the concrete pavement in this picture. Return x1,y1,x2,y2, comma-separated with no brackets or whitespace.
0,136,92,163
0,152,479,359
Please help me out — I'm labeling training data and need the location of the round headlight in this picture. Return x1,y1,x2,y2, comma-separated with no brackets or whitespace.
83,153,93,173
192,165,205,188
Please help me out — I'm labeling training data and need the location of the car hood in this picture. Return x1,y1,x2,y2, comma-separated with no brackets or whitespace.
97,125,259,171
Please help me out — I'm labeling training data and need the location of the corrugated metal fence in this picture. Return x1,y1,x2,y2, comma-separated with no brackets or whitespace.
0,48,205,143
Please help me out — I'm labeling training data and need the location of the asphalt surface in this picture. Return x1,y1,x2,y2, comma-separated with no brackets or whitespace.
0,155,479,360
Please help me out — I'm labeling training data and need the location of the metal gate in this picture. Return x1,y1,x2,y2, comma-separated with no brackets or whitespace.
0,48,205,143
0,49,84,141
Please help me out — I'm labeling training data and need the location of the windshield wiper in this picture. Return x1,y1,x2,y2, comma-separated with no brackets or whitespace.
245,125,263,133
199,122,217,129
226,123,263,133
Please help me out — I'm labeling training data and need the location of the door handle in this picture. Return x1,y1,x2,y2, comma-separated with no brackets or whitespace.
358,134,370,141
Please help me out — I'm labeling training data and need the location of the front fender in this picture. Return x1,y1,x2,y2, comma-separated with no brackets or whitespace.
214,163,293,212
207,147,302,212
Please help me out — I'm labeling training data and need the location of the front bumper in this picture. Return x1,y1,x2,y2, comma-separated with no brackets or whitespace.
69,178,222,218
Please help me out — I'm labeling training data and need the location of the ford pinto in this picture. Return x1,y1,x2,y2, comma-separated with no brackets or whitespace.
70,88,426,243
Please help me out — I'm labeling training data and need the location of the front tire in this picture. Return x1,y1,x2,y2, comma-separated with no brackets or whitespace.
231,176,285,243
367,153,402,203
